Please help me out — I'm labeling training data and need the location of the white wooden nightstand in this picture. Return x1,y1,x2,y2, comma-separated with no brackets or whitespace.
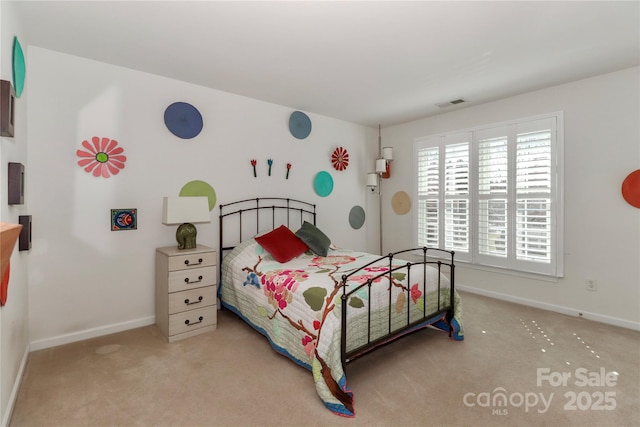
155,244,217,342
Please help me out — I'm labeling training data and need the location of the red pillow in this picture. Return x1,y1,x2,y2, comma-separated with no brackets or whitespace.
254,225,309,263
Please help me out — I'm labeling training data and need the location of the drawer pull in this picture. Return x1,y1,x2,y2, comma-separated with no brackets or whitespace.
185,316,204,326
184,296,204,306
184,275,203,284
184,258,204,266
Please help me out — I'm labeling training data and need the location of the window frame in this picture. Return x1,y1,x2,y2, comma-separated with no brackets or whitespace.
413,112,564,278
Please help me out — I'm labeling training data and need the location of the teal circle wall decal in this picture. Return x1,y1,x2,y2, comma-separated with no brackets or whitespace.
12,37,26,98
289,111,312,139
349,206,366,229
313,171,333,197
179,180,217,211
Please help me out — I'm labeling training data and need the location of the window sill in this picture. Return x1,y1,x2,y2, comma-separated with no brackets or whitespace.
456,261,560,283
407,252,560,283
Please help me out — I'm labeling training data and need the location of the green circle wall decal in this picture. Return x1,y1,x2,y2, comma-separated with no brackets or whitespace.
13,37,26,98
313,171,333,197
179,180,217,211
349,206,365,229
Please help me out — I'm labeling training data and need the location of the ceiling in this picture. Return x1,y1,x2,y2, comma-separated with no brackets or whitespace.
11,1,640,128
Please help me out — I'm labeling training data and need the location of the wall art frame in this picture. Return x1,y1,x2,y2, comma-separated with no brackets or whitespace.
19,215,31,251
0,80,15,137
111,208,137,231
8,162,24,205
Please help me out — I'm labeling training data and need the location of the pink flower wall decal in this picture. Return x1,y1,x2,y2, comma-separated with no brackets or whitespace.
76,136,127,178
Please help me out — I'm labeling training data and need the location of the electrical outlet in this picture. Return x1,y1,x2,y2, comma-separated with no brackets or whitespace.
586,279,597,292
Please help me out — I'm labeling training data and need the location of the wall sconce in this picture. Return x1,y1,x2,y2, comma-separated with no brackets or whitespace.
368,125,394,255
367,172,379,193
162,196,210,250
377,147,393,179
366,126,395,193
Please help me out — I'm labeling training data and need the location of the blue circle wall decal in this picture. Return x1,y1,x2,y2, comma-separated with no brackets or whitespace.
12,37,26,98
313,171,333,197
349,206,366,229
289,111,312,139
164,102,203,139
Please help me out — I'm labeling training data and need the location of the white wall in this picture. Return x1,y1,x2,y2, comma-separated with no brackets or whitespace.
26,47,379,349
382,67,640,329
0,2,30,425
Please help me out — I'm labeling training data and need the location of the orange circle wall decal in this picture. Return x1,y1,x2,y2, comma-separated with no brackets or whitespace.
622,169,640,208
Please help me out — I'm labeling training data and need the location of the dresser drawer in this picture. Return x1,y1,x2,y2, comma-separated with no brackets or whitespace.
168,286,216,315
167,250,216,271
156,245,217,342
169,306,216,336
168,266,216,293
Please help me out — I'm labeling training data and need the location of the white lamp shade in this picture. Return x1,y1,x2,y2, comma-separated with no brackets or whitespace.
367,173,378,187
382,147,393,160
375,158,387,173
162,196,210,225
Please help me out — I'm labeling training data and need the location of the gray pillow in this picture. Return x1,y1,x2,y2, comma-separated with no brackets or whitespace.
295,221,331,256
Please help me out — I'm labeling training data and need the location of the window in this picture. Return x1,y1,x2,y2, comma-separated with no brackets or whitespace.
414,113,563,277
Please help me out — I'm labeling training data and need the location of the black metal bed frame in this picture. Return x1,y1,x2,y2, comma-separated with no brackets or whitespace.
219,197,317,268
218,197,456,371
339,247,455,368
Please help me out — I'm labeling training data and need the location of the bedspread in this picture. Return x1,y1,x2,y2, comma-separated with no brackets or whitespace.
219,239,464,417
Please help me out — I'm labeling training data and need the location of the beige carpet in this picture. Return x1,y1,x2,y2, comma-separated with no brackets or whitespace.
10,292,640,427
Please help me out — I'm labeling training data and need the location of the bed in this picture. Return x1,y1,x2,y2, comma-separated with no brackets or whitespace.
218,197,463,417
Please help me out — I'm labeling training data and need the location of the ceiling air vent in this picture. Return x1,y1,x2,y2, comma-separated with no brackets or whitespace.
436,98,467,109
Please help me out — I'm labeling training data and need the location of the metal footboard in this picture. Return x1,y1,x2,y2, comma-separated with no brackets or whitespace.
339,247,455,367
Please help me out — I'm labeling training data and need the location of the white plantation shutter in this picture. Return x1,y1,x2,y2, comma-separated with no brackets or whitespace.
414,113,563,277
415,133,471,262
417,147,439,247
477,127,509,264
444,141,470,253
514,118,556,274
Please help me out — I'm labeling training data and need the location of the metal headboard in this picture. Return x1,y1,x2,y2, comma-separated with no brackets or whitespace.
218,197,316,267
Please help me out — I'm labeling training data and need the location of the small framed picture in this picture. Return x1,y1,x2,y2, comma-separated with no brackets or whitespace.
111,208,137,231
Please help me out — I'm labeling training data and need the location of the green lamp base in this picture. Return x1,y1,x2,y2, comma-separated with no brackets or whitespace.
176,223,197,250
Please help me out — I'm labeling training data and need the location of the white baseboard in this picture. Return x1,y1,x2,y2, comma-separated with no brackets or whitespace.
1,344,29,427
29,316,156,352
457,284,640,332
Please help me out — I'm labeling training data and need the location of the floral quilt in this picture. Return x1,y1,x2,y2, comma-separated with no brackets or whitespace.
219,239,464,417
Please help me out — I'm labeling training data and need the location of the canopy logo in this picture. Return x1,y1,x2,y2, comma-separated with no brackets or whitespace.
463,367,618,415
463,388,553,414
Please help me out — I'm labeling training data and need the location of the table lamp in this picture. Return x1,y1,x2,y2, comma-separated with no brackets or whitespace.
162,196,210,250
